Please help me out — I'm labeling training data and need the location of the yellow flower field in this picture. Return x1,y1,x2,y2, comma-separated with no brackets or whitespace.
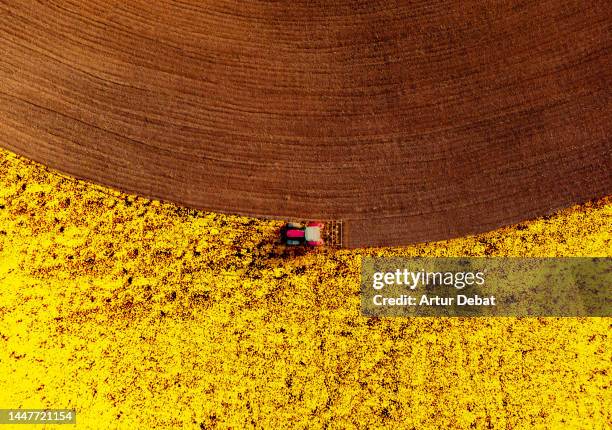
0,148,610,429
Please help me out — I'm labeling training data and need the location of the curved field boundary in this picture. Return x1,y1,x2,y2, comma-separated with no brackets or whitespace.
0,1,610,247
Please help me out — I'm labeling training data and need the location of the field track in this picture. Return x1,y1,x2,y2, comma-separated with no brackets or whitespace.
0,0,610,247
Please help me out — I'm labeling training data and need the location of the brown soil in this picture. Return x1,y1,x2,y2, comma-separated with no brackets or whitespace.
0,1,610,247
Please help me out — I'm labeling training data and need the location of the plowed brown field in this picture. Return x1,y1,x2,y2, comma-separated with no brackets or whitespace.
0,1,610,247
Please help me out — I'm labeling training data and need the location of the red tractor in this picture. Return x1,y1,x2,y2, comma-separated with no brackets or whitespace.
280,222,324,246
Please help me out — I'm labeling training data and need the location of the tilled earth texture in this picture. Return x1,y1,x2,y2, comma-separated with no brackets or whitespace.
1,149,611,429
1,1,610,247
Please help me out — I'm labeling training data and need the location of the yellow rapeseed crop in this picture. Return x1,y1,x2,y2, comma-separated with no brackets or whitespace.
0,148,610,429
